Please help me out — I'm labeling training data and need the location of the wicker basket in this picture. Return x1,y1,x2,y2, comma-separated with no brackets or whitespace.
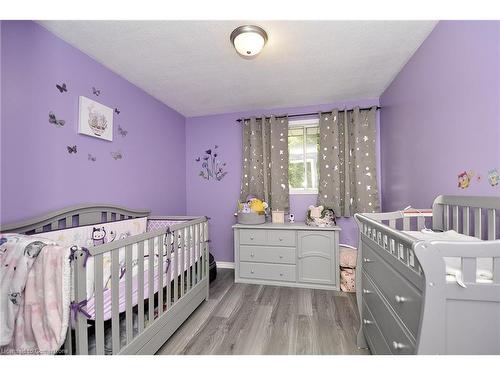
237,212,266,225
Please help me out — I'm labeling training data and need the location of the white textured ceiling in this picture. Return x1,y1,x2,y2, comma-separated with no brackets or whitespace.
38,20,437,117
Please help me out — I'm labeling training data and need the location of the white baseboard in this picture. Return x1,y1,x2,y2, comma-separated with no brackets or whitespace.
216,261,235,269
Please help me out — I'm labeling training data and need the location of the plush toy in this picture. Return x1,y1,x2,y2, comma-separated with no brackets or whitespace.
237,197,268,214
308,205,324,219
306,205,337,227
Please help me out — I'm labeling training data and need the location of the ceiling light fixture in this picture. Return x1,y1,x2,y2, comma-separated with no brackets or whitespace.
230,25,268,58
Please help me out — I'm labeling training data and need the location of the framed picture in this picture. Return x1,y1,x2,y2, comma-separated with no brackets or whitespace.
78,96,113,141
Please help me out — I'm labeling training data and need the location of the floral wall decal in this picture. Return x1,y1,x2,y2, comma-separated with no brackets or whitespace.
195,145,228,181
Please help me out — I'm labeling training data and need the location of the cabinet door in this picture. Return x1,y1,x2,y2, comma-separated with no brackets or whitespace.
297,231,336,285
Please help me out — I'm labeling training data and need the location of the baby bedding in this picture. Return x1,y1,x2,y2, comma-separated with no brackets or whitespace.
0,234,71,354
37,217,148,299
403,229,493,286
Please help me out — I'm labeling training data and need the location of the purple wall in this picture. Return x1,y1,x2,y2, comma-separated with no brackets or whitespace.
185,99,379,262
1,21,187,224
380,21,500,211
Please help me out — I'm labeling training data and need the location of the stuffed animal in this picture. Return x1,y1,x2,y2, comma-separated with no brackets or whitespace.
308,205,324,219
306,205,337,227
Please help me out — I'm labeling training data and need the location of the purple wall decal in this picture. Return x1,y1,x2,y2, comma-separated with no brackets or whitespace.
0,21,187,224
380,21,500,212
186,99,380,262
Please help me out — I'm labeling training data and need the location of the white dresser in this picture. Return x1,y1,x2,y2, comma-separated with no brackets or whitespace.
233,222,341,290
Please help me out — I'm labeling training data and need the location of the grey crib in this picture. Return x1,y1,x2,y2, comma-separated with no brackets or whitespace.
355,195,500,355
1,204,210,355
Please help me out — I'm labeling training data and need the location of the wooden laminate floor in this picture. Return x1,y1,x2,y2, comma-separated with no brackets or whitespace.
157,269,369,355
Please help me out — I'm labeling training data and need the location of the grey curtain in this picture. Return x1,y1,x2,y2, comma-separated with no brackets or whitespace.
317,106,380,216
240,116,289,211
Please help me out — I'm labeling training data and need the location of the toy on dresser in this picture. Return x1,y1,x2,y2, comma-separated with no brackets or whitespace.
306,205,337,227
236,195,269,224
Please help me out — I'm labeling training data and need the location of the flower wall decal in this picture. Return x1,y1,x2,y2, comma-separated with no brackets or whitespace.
195,145,228,181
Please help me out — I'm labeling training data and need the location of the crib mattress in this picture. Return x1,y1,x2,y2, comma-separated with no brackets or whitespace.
403,229,493,285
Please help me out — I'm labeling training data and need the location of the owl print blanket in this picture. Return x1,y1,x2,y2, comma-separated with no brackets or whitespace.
0,234,71,354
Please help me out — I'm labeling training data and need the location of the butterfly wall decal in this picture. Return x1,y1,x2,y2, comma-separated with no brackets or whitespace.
88,154,96,162
114,108,120,114
67,145,77,154
56,83,67,93
111,151,122,160
117,126,128,137
92,86,101,96
49,111,65,127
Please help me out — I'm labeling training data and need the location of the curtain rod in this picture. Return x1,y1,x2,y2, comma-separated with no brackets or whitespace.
236,105,381,123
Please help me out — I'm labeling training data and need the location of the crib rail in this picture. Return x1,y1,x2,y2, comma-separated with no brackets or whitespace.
66,216,209,355
432,195,500,240
355,213,425,287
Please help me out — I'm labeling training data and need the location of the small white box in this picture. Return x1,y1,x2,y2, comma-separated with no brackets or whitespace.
271,210,285,224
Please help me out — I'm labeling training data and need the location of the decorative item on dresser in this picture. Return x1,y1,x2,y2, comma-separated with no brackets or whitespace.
233,222,340,290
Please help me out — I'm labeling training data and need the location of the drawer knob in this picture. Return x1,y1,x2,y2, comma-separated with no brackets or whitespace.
363,257,373,263
392,341,407,351
280,273,283,276
279,255,283,259
362,289,373,295
251,270,254,274
250,253,255,257
250,237,254,240
395,295,408,303
279,237,283,241
362,319,373,325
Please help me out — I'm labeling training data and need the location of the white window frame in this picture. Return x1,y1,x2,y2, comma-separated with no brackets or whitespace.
288,118,320,195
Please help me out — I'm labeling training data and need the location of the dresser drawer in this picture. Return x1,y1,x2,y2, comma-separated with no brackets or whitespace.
239,229,267,245
362,302,391,355
267,230,296,247
361,272,416,355
240,246,296,264
239,262,296,282
362,244,422,337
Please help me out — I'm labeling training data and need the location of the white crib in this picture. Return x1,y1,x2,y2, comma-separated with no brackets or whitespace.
1,204,210,355
355,195,500,354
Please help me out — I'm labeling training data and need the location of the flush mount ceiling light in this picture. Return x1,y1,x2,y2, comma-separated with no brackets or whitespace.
230,25,268,58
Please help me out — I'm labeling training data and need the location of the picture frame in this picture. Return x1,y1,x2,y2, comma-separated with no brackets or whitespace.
78,96,113,141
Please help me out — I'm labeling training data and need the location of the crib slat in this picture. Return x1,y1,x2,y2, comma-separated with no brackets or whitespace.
180,228,185,298
196,224,201,284
443,205,450,231
474,208,482,239
186,227,191,292
157,235,164,315
463,206,470,236
137,240,145,333
403,217,410,231
191,225,195,287
494,258,500,284
487,209,496,240
202,222,207,279
452,205,459,231
462,258,477,284
417,216,425,231
148,238,155,324
94,253,105,355
166,233,172,310
111,248,120,354
74,250,88,355
389,219,396,229
125,244,133,344
173,231,178,303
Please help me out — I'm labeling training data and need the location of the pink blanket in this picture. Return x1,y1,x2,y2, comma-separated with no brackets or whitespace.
1,234,71,354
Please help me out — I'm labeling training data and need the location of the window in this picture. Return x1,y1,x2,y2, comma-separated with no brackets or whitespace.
288,119,319,194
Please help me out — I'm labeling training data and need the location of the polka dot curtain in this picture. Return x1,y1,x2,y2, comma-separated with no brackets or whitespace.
240,116,290,212
317,107,380,217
